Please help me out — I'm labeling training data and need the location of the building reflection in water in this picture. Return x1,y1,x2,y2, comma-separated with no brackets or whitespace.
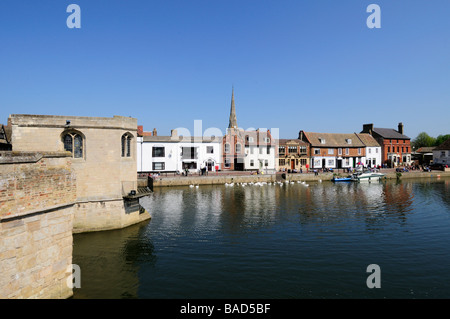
72,219,153,299
73,178,450,298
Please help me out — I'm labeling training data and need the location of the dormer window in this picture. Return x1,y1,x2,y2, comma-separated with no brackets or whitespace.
319,138,326,144
346,139,352,144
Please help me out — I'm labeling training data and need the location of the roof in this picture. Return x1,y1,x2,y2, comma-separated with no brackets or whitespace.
277,139,308,146
244,130,276,146
371,127,410,140
0,124,11,145
355,133,381,147
415,146,436,153
434,138,450,151
142,135,221,143
302,132,365,147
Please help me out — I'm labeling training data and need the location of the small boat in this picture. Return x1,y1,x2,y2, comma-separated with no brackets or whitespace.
332,176,352,182
351,171,385,182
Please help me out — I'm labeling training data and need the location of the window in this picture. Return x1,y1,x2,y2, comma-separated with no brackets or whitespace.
376,148,379,153
299,146,307,154
338,148,342,155
63,131,83,158
442,151,446,158
236,143,241,153
224,158,231,168
207,146,214,154
346,139,352,144
250,146,255,154
300,159,307,165
250,159,254,167
328,148,334,155
121,133,132,157
402,147,404,153
265,138,270,143
388,146,391,152
152,147,165,157
319,138,326,144
314,149,320,155
279,146,285,154
152,162,165,170
224,143,230,154
345,148,349,155
182,147,197,159
288,146,297,153
279,159,285,166
265,160,268,167
267,146,271,155
368,148,372,154
259,147,264,155
358,148,361,155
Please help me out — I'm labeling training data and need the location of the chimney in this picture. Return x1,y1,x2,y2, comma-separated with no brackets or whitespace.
398,122,404,135
152,128,157,136
137,125,143,137
299,131,304,141
362,124,374,134
171,129,178,138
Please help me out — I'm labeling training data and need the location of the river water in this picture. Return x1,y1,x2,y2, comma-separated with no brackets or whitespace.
73,178,450,299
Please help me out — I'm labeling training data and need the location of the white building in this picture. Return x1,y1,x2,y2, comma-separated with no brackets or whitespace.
433,138,450,166
356,133,382,168
243,129,276,173
137,129,222,175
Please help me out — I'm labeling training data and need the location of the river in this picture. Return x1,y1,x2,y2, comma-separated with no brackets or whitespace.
73,177,450,299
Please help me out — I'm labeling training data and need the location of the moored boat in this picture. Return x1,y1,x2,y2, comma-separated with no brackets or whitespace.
332,176,352,182
351,171,385,182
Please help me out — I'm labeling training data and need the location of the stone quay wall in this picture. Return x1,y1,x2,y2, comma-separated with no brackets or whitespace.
139,170,450,188
0,151,76,299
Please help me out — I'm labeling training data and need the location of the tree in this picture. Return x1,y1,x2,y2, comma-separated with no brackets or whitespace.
435,134,450,146
412,132,436,149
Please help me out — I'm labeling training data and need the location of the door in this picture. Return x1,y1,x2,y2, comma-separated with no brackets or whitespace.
207,160,213,171
291,160,295,170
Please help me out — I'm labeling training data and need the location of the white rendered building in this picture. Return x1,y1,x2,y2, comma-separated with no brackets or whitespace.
137,129,222,174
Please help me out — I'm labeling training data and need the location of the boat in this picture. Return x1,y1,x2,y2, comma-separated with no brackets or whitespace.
332,176,352,182
351,171,385,182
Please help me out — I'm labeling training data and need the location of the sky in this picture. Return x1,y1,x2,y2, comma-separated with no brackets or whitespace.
1,0,449,139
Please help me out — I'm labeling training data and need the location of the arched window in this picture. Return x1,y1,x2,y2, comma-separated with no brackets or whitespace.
224,143,230,154
121,133,133,157
63,131,84,158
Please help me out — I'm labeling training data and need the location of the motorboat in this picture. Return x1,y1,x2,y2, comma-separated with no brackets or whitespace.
331,176,352,182
351,171,385,182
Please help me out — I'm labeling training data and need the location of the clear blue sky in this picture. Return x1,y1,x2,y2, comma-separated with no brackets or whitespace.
1,0,449,139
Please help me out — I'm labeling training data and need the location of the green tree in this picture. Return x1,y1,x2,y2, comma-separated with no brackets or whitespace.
412,132,436,149
435,134,450,146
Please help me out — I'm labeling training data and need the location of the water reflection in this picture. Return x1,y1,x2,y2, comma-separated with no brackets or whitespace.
73,178,450,299
72,220,153,299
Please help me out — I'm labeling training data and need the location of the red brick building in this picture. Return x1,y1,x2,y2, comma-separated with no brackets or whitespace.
361,123,412,167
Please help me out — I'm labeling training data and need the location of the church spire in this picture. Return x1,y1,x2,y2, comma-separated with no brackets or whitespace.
228,87,238,129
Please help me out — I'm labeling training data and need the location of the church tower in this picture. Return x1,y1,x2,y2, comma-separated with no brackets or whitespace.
228,87,238,129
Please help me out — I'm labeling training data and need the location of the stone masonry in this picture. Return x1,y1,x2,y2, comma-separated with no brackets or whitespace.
0,151,76,298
